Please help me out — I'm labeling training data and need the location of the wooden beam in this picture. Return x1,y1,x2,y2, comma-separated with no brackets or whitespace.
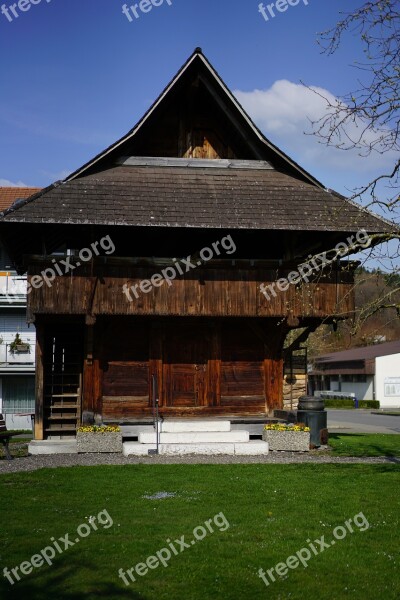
284,324,319,355
34,320,44,440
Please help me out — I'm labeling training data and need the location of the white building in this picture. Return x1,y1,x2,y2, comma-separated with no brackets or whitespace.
309,340,400,409
0,187,40,429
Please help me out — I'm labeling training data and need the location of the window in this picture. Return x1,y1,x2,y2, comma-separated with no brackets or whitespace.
2,377,35,414
0,313,31,333
341,374,366,383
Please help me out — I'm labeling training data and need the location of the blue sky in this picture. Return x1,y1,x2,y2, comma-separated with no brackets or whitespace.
0,0,394,208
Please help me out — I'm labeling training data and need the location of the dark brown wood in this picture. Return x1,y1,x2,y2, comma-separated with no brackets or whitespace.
162,325,209,408
26,264,355,320
79,317,290,420
34,320,45,440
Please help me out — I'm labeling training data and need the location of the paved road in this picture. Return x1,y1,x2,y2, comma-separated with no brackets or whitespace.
327,410,400,434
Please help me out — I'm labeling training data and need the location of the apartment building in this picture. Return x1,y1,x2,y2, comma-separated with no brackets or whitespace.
0,187,40,429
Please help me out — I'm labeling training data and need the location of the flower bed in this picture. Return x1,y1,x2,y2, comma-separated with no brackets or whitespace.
263,423,310,452
76,426,122,453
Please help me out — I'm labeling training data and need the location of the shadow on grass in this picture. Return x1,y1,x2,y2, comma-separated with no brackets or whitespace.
0,561,145,600
329,433,400,458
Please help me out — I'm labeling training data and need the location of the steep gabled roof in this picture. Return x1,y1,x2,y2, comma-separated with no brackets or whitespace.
0,49,395,238
64,48,323,187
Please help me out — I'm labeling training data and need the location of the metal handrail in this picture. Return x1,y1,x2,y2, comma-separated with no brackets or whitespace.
149,374,160,455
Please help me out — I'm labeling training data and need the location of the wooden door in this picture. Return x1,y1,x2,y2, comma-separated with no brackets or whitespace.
163,327,208,408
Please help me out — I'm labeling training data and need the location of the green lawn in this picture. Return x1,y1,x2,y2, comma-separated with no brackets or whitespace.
1,464,399,600
329,433,400,457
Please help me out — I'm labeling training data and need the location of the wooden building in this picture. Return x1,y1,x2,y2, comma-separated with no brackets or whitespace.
0,49,391,440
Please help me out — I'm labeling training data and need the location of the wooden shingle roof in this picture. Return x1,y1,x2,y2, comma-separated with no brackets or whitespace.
0,161,391,233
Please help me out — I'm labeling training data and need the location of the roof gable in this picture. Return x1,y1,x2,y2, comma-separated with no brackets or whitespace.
0,51,395,240
65,48,322,187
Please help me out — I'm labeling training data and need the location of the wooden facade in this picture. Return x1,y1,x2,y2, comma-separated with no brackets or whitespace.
0,49,391,439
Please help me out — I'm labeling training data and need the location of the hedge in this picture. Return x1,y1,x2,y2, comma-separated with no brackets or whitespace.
358,400,380,409
324,399,354,408
323,399,380,409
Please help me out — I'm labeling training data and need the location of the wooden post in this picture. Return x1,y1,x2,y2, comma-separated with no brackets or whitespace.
82,320,103,423
82,324,94,424
150,322,163,408
34,319,44,440
265,354,284,414
208,321,221,407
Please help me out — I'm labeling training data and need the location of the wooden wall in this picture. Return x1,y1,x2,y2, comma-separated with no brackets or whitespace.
79,317,285,421
27,263,355,320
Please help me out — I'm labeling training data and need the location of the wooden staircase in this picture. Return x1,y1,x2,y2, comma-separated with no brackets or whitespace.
43,327,83,439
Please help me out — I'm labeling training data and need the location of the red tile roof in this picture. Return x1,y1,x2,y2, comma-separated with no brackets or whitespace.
0,187,41,212
315,340,400,363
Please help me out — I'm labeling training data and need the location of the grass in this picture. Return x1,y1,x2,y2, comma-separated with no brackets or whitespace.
0,464,399,600
329,433,400,457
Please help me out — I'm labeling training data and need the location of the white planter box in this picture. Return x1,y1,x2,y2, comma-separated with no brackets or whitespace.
77,431,122,453
262,430,310,452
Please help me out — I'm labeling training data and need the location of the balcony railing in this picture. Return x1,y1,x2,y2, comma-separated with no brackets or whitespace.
0,273,27,305
0,342,35,369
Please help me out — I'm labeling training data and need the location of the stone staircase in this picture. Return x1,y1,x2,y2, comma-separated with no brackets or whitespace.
123,419,269,456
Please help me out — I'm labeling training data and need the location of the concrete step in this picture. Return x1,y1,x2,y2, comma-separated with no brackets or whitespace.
120,425,153,437
138,430,249,444
123,441,268,456
29,440,78,455
160,420,231,433
234,441,269,455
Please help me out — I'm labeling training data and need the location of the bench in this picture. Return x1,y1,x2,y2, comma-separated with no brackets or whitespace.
0,414,24,460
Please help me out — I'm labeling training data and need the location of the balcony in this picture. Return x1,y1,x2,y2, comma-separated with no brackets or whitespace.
0,340,35,373
0,272,27,307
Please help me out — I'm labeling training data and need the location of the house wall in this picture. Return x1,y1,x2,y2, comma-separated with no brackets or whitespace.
87,317,284,421
35,315,286,439
309,375,374,401
27,261,355,320
376,353,400,408
340,379,374,401
0,251,36,430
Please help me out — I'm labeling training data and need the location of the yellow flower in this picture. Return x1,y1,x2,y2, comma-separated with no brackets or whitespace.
77,425,121,433
264,423,310,432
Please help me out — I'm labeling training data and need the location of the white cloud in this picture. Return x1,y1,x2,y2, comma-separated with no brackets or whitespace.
234,81,396,175
0,178,28,187
40,169,72,182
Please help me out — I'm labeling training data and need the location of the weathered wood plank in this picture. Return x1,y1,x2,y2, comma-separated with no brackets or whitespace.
34,320,44,440
27,265,355,319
